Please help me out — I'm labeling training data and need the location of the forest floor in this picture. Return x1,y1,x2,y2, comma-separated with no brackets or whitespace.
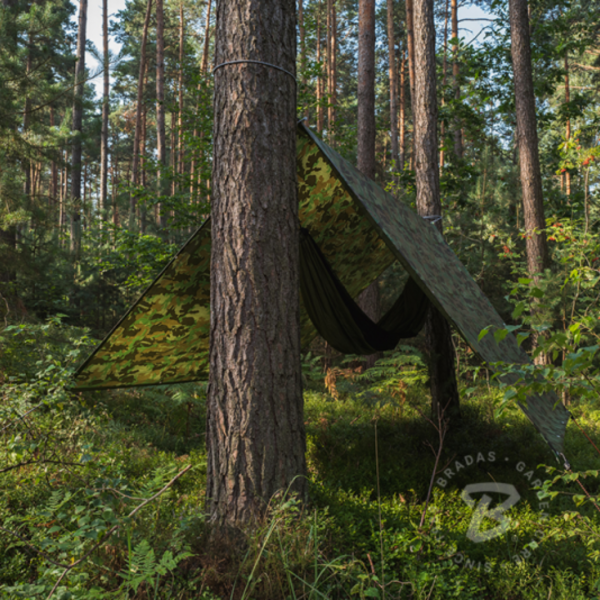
1,323,600,599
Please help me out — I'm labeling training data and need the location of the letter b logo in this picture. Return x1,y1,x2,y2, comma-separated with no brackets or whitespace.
461,483,520,543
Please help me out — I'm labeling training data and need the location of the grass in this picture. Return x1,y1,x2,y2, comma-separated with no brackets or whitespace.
2,342,600,598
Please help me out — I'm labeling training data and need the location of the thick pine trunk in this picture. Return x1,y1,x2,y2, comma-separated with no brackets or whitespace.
387,0,399,173
413,0,459,420
206,0,305,526
156,0,167,228
100,0,109,227
508,0,549,276
178,2,185,179
70,0,87,258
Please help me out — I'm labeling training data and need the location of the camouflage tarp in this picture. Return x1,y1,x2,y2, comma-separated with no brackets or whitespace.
73,122,569,456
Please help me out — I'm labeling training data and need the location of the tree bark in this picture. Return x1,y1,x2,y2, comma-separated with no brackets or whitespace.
130,0,153,230
357,0,376,181
451,0,462,158
405,0,415,105
439,0,448,169
564,54,571,197
413,0,459,420
298,0,308,120
178,1,185,180
399,47,406,170
327,0,337,143
387,0,399,173
206,0,305,526
100,0,109,227
509,0,549,276
357,0,380,365
316,4,324,134
70,0,87,259
156,0,167,228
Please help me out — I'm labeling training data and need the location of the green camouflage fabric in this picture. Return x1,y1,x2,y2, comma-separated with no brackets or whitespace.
296,132,395,345
73,123,569,457
73,221,212,389
298,123,568,456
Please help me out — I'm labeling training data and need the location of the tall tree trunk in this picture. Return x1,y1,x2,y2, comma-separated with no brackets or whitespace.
405,0,415,104
178,1,185,179
387,0,399,173
399,47,406,170
207,0,305,526
50,107,58,205
156,0,167,228
509,0,550,364
509,0,549,276
413,0,459,420
190,0,213,200
140,80,148,233
327,0,337,143
171,109,177,197
357,0,380,364
316,5,324,133
439,0,449,169
451,0,462,158
130,0,153,230
70,0,87,259
100,0,109,228
298,0,308,120
564,54,571,197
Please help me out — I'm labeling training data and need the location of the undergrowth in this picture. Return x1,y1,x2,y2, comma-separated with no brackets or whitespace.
2,321,600,599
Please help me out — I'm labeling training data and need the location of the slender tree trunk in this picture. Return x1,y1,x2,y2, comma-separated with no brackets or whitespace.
50,107,58,206
70,0,87,258
564,54,571,197
316,5,324,134
508,0,549,277
509,0,550,363
140,82,148,233
171,109,177,197
356,0,380,362
413,0,459,420
298,0,308,121
178,2,185,179
399,48,406,170
100,0,109,228
439,0,449,169
327,0,337,143
357,0,376,181
405,0,415,104
387,0,399,173
190,0,213,201
207,0,305,526
156,0,167,228
451,0,462,158
130,0,153,230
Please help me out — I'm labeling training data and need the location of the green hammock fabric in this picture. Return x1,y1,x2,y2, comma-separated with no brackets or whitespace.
299,227,428,354
72,122,570,460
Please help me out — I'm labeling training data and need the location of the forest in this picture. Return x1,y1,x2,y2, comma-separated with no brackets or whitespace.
1,0,600,596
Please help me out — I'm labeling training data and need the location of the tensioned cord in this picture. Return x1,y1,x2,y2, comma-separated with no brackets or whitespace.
212,60,296,83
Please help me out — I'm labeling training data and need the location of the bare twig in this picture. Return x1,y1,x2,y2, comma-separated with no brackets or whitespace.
0,404,43,434
418,402,450,530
